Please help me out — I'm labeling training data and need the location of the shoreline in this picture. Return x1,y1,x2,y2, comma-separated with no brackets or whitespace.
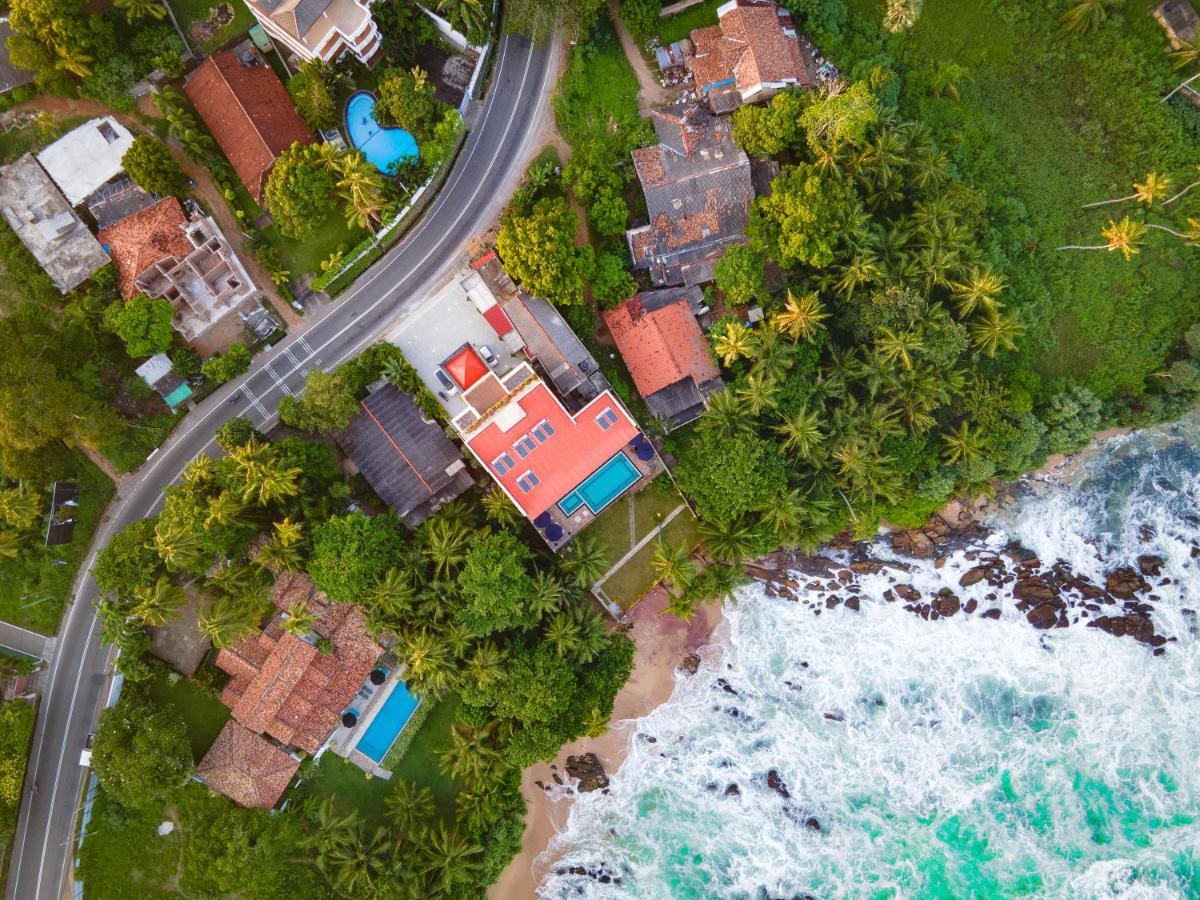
489,422,1150,898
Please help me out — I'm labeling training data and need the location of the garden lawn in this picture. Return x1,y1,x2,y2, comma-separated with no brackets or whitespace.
145,676,230,761
387,694,459,816
261,214,366,283
0,452,115,634
554,12,646,151
586,481,688,569
842,0,1200,397
168,0,255,51
657,0,720,45
599,505,700,610
294,753,393,828
98,411,184,474
77,788,180,900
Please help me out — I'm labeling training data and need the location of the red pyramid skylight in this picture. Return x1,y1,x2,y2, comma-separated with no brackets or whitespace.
443,344,489,390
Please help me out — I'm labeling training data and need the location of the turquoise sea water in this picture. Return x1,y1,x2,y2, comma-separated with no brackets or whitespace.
541,416,1200,898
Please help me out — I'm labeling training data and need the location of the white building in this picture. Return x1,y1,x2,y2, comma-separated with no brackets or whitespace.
36,117,135,207
246,0,382,65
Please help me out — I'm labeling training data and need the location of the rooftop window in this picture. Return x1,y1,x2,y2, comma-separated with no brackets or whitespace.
492,452,515,475
595,407,619,431
513,434,536,458
516,470,540,493
532,419,555,443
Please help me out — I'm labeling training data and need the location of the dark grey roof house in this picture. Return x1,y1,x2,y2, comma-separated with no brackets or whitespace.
626,102,754,288
501,290,609,407
338,385,473,526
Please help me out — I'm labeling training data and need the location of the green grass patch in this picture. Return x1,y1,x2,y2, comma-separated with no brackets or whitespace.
168,0,255,51
657,0,720,45
386,694,459,816
294,752,394,828
586,480,688,571
77,787,180,900
0,700,36,887
145,676,230,761
599,505,700,610
97,410,184,474
554,11,647,152
0,452,115,634
262,214,366,283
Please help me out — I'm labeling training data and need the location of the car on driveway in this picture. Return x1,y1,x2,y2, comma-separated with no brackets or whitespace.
435,369,459,395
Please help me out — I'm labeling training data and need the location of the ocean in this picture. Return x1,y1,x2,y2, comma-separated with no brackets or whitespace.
539,416,1200,898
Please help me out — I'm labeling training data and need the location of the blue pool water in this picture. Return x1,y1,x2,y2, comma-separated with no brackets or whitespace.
558,453,640,516
355,681,421,763
345,91,419,174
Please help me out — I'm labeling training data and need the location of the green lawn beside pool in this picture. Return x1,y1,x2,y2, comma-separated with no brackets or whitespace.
586,480,688,570
0,452,114,634
600,509,700,610
387,695,459,816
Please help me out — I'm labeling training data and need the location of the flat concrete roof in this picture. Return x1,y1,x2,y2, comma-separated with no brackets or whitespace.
0,154,109,293
36,117,134,207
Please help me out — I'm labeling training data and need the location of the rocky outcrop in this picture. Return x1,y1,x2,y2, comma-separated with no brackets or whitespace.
565,753,609,792
679,652,701,675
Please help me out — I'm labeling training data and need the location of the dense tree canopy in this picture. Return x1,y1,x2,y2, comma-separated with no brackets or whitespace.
496,196,594,306
103,294,175,358
92,686,192,808
263,143,337,239
121,134,189,197
308,513,407,601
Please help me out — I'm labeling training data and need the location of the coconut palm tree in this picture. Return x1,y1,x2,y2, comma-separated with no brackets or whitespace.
465,640,506,688
132,576,186,627
874,326,923,370
970,309,1024,357
386,779,435,835
775,407,825,460
437,0,488,38
664,589,699,622
54,43,93,78
562,534,608,587
544,610,582,659
697,387,753,437
153,521,204,572
949,268,1005,318
572,606,609,664
437,723,500,786
650,539,695,592
1059,216,1146,260
699,517,760,565
422,516,471,579
256,534,303,573
1082,171,1172,209
688,563,743,606
323,824,392,896
930,61,969,101
712,320,755,367
400,629,454,696
737,371,780,416
114,0,166,21
280,601,316,637
0,531,18,560
420,821,481,891
749,325,796,383
884,0,922,33
1059,0,1122,35
527,571,564,619
771,290,829,341
197,598,259,648
204,491,246,530
758,489,810,546
0,488,42,530
243,461,302,507
834,252,882,299
941,421,983,463
481,485,521,528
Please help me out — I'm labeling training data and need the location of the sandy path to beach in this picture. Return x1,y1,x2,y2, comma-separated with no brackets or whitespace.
489,586,726,898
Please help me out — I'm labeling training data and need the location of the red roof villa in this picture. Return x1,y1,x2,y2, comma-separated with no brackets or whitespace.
196,572,384,807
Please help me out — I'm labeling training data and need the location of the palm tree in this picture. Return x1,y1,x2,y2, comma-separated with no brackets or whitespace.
1059,0,1122,35
572,606,609,664
834,253,882,298
712,320,755,366
481,485,521,527
771,290,829,341
650,539,695,592
949,268,1005,317
0,488,42,530
527,571,564,619
562,534,608,587
386,779,435,834
420,821,481,891
465,640,506,687
970,309,1024,357
323,825,392,896
256,534,303,573
874,326,923,370
437,0,488,37
698,387,754,437
365,567,416,622
204,491,246,530
400,629,453,696
153,521,204,572
1059,216,1146,260
758,489,811,546
242,461,302,507
884,0,922,32
737,371,780,416
930,61,969,101
336,152,387,231
422,516,471,578
941,421,983,463
437,723,499,786
132,576,186,627
664,590,699,622
114,0,165,21
698,517,760,564
0,531,18,560
543,611,582,659
54,43,93,78
688,563,743,606
774,407,825,460
197,598,258,648
1082,172,1172,209
280,601,316,637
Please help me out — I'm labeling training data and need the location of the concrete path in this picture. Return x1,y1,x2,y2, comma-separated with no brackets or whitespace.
608,0,673,113
596,502,688,584
0,621,52,660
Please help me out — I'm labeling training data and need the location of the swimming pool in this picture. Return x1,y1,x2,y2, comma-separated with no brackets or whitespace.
354,680,421,763
557,453,640,516
344,91,419,174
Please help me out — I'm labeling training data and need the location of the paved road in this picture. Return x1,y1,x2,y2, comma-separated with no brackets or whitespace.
4,32,558,900
0,623,50,661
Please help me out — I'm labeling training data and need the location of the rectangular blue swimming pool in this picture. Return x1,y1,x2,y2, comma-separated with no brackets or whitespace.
355,681,421,763
558,453,640,516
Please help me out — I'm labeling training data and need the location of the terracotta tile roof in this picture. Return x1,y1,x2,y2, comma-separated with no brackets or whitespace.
96,198,192,299
688,0,813,97
215,576,384,753
603,295,720,399
184,49,314,202
197,720,299,808
465,383,638,519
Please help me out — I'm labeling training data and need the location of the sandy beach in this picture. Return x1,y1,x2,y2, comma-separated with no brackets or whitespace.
489,586,727,899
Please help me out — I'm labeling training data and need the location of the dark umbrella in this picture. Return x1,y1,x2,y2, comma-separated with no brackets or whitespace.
341,711,359,728
636,443,655,462
534,511,553,528
370,669,386,685
545,523,564,542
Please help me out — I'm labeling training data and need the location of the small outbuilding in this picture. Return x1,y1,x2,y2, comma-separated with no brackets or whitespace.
1154,0,1200,48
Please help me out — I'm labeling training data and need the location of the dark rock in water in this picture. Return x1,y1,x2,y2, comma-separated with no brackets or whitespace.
981,608,1002,620
935,556,947,569
725,783,740,796
1139,523,1156,542
1136,555,1164,577
566,753,610,792
825,596,841,609
715,678,738,696
767,769,791,799
823,710,845,722
1105,567,1149,599
959,565,991,588
1014,576,1056,604
1089,614,1157,645
844,595,861,612
894,584,921,602
553,774,563,785
964,598,978,615
883,589,897,603
935,590,961,617
569,865,587,876
1026,603,1060,629
1153,648,1166,656
679,652,701,675
805,816,822,832
705,782,718,792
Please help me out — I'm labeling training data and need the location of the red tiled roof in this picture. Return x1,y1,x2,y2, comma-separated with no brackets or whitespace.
184,50,314,202
471,249,498,269
483,303,515,337
603,296,720,399
444,344,489,390
96,198,192,299
196,720,299,808
465,383,638,519
689,0,813,96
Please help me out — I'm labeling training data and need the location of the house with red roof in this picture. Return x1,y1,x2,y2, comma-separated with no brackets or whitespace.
184,43,315,202
603,287,725,431
687,0,816,113
196,572,384,807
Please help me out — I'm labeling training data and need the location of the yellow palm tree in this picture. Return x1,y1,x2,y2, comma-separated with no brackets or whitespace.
771,290,829,341
969,309,1024,357
1083,172,1172,209
711,320,755,367
1058,216,1146,260
949,268,1005,317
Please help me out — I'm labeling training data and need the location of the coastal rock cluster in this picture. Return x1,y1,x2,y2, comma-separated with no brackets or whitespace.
747,511,1188,655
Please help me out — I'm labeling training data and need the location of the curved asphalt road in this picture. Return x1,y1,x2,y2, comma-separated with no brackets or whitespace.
5,32,558,900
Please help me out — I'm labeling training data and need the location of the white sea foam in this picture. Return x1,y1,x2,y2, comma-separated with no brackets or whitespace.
540,418,1200,899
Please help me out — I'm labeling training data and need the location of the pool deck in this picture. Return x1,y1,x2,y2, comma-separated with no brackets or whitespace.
541,445,665,551
327,655,410,777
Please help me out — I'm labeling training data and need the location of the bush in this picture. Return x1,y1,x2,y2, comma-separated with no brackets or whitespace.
200,343,251,384
103,295,175,358
375,66,439,141
121,135,189,198
591,251,637,308
1040,382,1102,456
